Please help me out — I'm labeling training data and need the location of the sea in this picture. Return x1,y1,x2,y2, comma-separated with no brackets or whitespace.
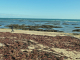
0,18,80,34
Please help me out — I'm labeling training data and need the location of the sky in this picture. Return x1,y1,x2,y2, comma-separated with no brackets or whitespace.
0,0,80,19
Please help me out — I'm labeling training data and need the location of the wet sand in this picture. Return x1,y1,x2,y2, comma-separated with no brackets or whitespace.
0,28,80,60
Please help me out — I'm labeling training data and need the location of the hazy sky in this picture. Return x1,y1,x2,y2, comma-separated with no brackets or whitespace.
0,0,80,19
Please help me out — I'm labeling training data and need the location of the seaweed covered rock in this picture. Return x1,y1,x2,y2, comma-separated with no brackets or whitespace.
5,24,63,32
72,29,80,32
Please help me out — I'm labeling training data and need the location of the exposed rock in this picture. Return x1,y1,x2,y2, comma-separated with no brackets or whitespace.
75,27,80,28
72,24,78,25
73,33,80,35
72,29,80,32
62,23,69,25
5,24,63,32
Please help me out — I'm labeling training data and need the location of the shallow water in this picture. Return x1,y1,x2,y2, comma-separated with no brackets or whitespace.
0,18,80,33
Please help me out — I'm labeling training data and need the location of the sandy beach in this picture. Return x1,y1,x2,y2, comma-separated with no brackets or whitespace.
0,0,80,60
0,28,80,39
0,28,80,60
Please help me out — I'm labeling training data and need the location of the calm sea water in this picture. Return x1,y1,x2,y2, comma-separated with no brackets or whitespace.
0,18,80,33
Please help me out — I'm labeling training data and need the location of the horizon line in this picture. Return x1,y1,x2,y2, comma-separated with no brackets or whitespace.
0,18,80,20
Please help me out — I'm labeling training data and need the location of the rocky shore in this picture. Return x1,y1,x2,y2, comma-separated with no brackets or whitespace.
0,32,80,60
5,24,63,32
5,24,80,33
